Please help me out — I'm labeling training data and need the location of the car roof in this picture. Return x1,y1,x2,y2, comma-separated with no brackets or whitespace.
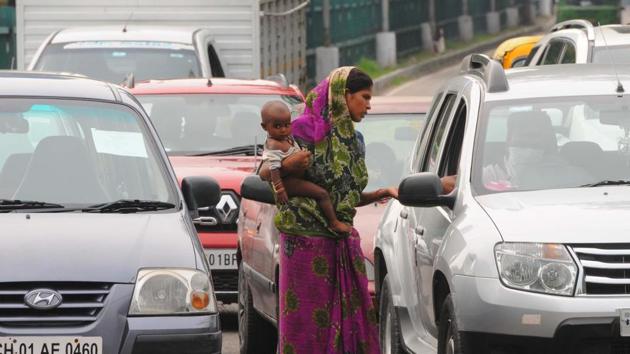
368,96,432,114
593,25,630,47
129,78,302,96
486,64,630,101
0,71,117,101
493,35,542,60
52,26,200,44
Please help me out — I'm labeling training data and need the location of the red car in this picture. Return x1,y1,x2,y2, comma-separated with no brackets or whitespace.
237,96,430,352
130,78,303,303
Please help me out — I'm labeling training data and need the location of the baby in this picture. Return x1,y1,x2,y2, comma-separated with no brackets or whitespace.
260,101,352,234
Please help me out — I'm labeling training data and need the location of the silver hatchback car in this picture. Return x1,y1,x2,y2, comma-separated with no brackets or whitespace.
0,72,221,354
376,57,630,354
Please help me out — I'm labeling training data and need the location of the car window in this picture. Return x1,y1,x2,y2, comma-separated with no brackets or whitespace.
35,42,202,84
422,94,457,172
208,44,225,77
412,93,443,169
356,113,425,190
0,98,176,206
525,45,540,66
592,45,630,64
438,99,467,178
542,41,565,65
473,96,630,194
138,94,302,155
561,42,576,64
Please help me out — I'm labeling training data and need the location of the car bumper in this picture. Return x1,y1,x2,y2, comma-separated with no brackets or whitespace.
0,284,221,354
453,275,630,353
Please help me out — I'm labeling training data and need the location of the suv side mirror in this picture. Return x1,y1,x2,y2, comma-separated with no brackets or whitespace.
398,172,454,209
181,176,221,216
241,175,275,204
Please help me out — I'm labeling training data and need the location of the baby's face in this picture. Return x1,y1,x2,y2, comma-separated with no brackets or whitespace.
265,115,292,140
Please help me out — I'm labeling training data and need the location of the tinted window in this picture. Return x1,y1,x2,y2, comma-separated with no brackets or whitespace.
542,41,564,65
439,100,466,177
35,42,202,84
423,94,457,172
561,43,576,63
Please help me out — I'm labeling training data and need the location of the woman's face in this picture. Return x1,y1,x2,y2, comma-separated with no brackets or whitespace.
345,87,372,122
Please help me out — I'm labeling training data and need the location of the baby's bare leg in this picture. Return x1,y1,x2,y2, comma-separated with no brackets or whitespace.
282,177,352,233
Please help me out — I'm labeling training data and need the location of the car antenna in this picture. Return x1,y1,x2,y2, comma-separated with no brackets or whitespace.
598,22,625,96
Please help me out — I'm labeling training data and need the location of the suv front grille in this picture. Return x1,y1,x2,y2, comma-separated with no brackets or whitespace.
194,191,239,232
0,282,112,327
211,270,238,293
570,244,630,295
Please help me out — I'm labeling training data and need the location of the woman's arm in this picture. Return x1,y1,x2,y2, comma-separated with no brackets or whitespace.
358,187,398,207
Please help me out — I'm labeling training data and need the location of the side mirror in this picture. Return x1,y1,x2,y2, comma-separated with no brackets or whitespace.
181,176,221,217
241,175,275,204
398,172,454,209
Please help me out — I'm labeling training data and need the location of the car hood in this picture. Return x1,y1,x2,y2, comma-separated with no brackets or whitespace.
169,155,257,192
475,187,630,243
354,201,388,263
0,212,196,283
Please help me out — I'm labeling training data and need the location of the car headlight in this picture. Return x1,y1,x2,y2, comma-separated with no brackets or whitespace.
129,269,217,315
495,243,577,296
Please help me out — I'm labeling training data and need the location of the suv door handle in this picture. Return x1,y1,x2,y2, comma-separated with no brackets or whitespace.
414,226,425,236
400,209,408,219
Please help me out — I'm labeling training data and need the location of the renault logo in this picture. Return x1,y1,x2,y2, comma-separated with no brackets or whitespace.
215,193,238,223
24,289,63,310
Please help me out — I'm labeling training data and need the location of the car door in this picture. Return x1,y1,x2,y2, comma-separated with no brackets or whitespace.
413,93,468,332
398,91,457,332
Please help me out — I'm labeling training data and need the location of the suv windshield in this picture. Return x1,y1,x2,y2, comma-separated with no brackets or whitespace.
34,42,202,83
0,98,176,207
473,95,630,194
356,113,425,190
137,94,302,155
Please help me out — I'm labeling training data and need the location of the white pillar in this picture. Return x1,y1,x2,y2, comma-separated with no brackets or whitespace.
421,22,433,51
315,46,339,83
458,15,474,42
539,0,552,17
506,7,520,28
376,32,397,67
486,11,500,34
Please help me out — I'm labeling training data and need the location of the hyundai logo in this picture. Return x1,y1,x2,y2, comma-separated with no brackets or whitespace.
24,289,63,310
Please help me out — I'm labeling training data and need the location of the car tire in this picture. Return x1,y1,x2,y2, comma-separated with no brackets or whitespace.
437,294,467,354
238,264,277,354
379,274,406,354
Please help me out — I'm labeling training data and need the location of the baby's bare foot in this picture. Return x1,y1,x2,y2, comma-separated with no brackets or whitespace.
330,220,352,234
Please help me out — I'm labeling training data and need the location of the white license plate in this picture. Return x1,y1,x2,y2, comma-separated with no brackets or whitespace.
621,309,630,336
205,249,238,270
0,337,101,354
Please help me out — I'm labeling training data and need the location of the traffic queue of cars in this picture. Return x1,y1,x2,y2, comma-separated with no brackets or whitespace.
4,17,630,354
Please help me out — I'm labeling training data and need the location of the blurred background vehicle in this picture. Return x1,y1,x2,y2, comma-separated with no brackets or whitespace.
493,35,542,68
131,77,303,304
28,26,225,84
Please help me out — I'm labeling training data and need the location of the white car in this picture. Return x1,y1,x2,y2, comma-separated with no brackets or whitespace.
28,26,225,84
528,19,630,66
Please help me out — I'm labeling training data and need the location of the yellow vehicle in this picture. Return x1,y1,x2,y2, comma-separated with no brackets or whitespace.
493,35,542,69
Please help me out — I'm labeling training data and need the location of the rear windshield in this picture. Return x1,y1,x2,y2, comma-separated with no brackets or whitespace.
34,42,202,84
0,98,176,206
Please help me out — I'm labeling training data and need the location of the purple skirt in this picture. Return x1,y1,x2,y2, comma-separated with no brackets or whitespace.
278,230,379,354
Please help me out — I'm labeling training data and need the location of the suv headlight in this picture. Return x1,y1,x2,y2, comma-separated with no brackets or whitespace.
495,243,577,296
129,269,217,315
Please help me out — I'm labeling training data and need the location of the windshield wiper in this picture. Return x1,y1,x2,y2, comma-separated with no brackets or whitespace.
0,199,66,212
580,180,630,188
193,144,263,157
83,199,176,213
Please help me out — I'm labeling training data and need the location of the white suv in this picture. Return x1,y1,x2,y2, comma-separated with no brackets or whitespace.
376,55,630,353
527,20,630,66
